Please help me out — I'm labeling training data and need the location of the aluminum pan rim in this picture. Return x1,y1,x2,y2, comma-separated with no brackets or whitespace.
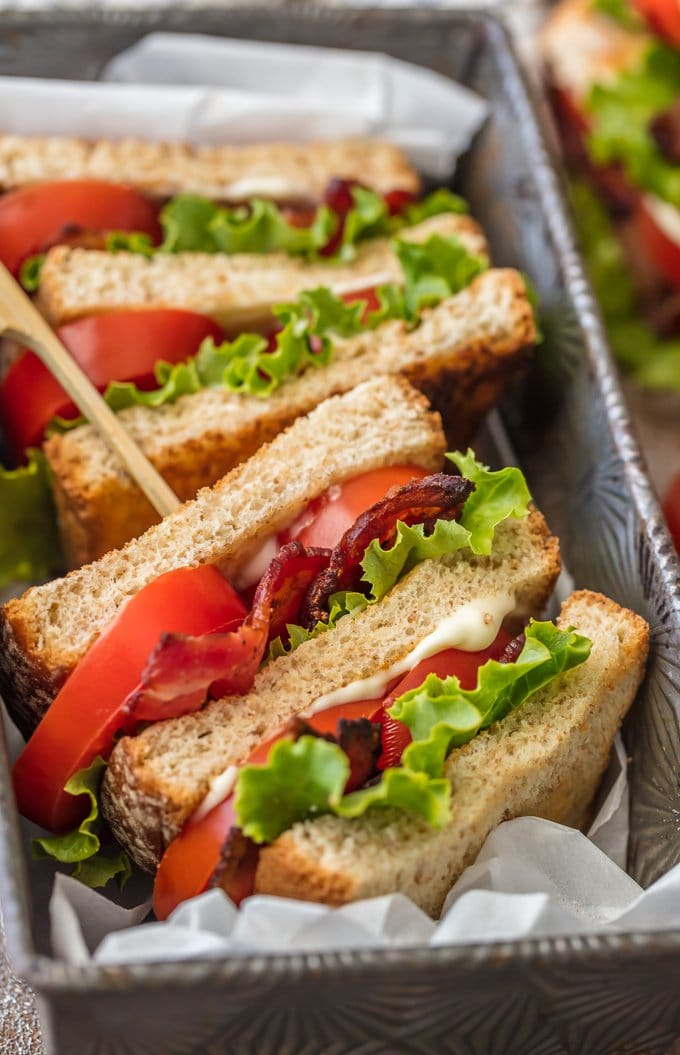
0,3,678,990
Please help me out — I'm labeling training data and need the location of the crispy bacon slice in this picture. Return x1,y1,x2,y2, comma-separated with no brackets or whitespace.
210,826,260,907
337,717,382,793
300,473,473,630
498,631,526,665
126,543,330,723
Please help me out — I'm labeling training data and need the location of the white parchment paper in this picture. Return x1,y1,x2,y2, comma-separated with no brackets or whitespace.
0,34,487,179
44,734,680,967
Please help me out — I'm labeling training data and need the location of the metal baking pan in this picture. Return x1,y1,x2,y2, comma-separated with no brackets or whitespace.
1,5,679,1054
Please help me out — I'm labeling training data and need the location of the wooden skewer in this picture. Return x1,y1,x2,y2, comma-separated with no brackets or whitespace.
0,263,181,518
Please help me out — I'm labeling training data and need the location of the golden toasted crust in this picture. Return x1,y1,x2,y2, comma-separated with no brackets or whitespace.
255,591,649,915
0,135,420,200
37,213,485,327
0,378,443,738
45,268,535,567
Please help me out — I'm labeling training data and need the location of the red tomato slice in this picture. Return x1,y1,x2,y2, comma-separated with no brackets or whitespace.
13,566,246,834
341,285,382,323
372,631,513,770
152,631,512,920
634,196,680,287
0,180,162,276
663,472,680,551
634,0,680,46
0,310,224,462
280,465,430,551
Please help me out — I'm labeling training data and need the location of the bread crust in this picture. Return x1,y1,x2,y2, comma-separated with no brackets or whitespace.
45,268,535,566
255,591,649,915
0,135,420,200
0,377,443,738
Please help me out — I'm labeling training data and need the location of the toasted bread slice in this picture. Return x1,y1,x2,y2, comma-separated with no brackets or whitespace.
256,591,649,916
0,136,419,201
539,0,647,101
37,213,485,328
0,377,443,739
101,509,561,872
45,268,535,567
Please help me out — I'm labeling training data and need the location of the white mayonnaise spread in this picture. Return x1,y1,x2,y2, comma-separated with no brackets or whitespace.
193,591,516,815
232,535,281,591
305,590,516,716
193,765,240,822
223,177,307,202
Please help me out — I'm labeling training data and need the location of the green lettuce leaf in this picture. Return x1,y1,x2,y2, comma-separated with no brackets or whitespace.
447,449,531,554
571,178,680,389
360,517,472,605
161,195,338,256
592,0,643,29
235,736,349,843
236,620,592,843
359,452,531,603
235,735,451,842
267,453,532,659
402,188,468,224
47,232,487,421
32,757,131,889
336,766,451,828
394,234,488,319
106,230,155,257
107,187,467,265
0,450,61,586
19,253,46,292
391,621,592,778
266,590,368,662
586,43,680,206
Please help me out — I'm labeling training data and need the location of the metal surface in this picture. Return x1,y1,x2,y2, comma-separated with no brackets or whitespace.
0,5,679,1054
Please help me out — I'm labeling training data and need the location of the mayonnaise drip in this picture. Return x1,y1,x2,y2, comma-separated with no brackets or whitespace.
193,765,239,822
223,176,307,202
305,591,516,716
195,591,516,815
233,535,281,591
643,194,680,248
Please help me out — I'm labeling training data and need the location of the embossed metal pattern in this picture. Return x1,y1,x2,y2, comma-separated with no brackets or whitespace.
0,5,679,1055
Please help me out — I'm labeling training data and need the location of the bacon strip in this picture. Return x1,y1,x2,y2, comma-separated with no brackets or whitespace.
126,543,330,723
300,473,473,630
498,631,526,665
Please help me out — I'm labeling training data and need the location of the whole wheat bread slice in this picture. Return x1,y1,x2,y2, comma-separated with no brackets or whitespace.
0,135,419,201
256,591,649,916
37,213,486,328
101,509,561,872
0,377,443,738
45,267,535,567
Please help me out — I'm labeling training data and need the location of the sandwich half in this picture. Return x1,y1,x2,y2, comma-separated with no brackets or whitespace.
103,505,561,874
44,265,536,566
1,376,442,737
254,590,648,917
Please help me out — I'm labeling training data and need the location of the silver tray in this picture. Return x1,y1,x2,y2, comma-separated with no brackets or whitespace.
1,5,679,1054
